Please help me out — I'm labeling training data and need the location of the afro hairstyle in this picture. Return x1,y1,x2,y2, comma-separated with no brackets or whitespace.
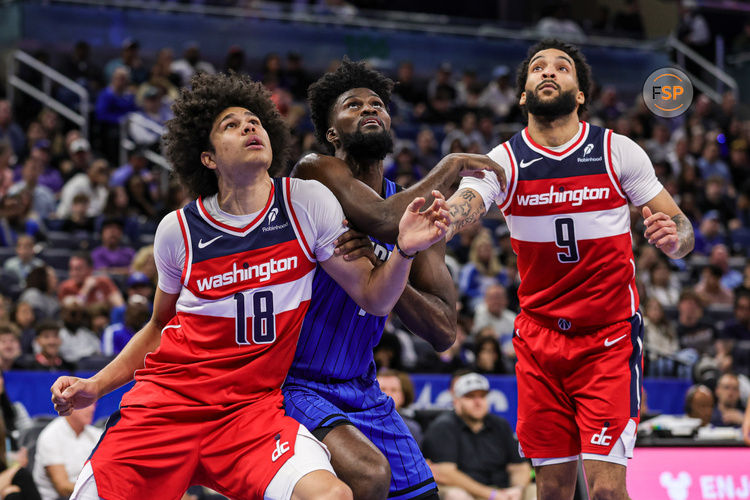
307,57,394,154
163,72,291,199
515,39,593,117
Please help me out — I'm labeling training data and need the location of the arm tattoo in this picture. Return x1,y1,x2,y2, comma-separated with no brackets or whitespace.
447,196,486,239
671,213,695,259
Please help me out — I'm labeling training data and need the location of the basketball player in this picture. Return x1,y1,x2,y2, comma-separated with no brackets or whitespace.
283,59,503,500
50,73,449,500
442,40,694,499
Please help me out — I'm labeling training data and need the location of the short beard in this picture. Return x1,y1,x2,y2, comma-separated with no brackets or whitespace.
524,88,578,120
339,129,393,163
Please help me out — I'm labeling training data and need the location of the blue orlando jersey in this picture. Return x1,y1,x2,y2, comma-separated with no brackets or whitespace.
289,178,400,381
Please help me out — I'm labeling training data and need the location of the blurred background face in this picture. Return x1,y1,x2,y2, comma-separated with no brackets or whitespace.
678,298,702,325
377,374,404,409
484,285,507,315
67,405,96,429
0,333,20,361
68,257,90,284
36,329,61,357
15,235,34,261
454,391,489,423
715,375,739,407
688,387,714,426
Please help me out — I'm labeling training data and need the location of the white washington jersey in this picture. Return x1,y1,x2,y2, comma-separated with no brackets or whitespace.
461,122,662,333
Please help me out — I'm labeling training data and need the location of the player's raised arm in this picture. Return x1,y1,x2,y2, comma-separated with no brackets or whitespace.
321,193,449,317
51,288,177,416
445,187,489,241
641,188,695,260
293,152,504,243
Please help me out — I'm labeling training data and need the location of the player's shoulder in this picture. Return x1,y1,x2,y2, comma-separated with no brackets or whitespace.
487,139,512,161
608,130,645,153
292,153,352,180
285,177,341,214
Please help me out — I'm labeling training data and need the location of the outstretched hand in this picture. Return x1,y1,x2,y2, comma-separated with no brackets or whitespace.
642,206,679,256
445,153,507,192
51,376,99,416
397,190,450,255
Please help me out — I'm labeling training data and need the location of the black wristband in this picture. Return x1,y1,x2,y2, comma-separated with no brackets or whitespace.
395,241,417,260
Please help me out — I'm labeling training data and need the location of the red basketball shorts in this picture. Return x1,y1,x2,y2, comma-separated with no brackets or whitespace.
87,393,304,500
513,312,643,461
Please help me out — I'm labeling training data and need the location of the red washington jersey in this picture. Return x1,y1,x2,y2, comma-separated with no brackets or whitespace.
461,122,662,333
122,177,344,408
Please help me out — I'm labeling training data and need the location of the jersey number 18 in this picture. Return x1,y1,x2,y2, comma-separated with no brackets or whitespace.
234,291,276,345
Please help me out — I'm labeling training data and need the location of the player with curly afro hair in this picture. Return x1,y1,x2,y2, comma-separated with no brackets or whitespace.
163,72,291,198
307,58,394,155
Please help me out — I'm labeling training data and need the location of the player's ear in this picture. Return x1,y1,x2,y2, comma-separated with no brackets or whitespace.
577,90,585,106
326,127,339,147
201,151,217,170
519,91,526,106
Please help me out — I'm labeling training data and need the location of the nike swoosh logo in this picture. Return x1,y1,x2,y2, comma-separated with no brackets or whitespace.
519,157,543,168
198,235,222,249
604,334,627,347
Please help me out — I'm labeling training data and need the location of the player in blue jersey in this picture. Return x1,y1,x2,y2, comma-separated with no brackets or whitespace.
284,59,505,500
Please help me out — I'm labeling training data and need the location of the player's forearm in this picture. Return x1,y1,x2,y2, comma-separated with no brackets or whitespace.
357,251,415,316
90,320,163,397
446,188,486,240
666,213,695,259
365,157,464,242
508,463,532,488
393,285,456,351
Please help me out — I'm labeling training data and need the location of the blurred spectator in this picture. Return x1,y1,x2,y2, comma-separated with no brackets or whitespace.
676,290,716,358
472,284,515,356
94,67,138,162
699,177,736,229
423,372,531,500
0,323,22,372
697,140,731,182
223,45,245,74
472,336,507,375
0,101,25,159
104,38,148,85
17,320,75,372
61,137,92,182
459,229,506,311
376,369,423,445
58,252,124,309
427,62,456,103
643,123,671,165
0,190,44,247
0,371,32,450
667,135,694,179
385,141,422,186
60,194,96,234
18,266,59,321
3,235,43,287
393,61,426,108
129,86,172,147
56,158,109,219
32,405,101,500
37,109,65,161
479,65,515,120
57,296,99,364
676,2,711,75
694,210,728,255
0,141,14,200
8,155,56,219
170,43,216,88
144,48,180,98
694,265,734,307
644,259,680,308
285,52,312,102
716,291,750,377
124,172,159,219
373,331,403,371
11,302,35,355
91,218,134,276
685,384,714,426
413,128,440,173
58,40,103,95
709,244,743,290
591,86,626,125
130,245,157,285
643,298,679,376
87,303,111,340
535,3,585,42
710,373,745,427
101,295,149,356
455,69,478,107
109,149,149,189
109,271,154,326
612,0,644,37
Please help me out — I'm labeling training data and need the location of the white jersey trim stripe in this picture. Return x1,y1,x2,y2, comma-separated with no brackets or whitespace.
282,178,315,263
195,192,273,237
499,142,519,213
603,129,627,200
506,204,631,242
521,121,589,160
178,209,193,286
